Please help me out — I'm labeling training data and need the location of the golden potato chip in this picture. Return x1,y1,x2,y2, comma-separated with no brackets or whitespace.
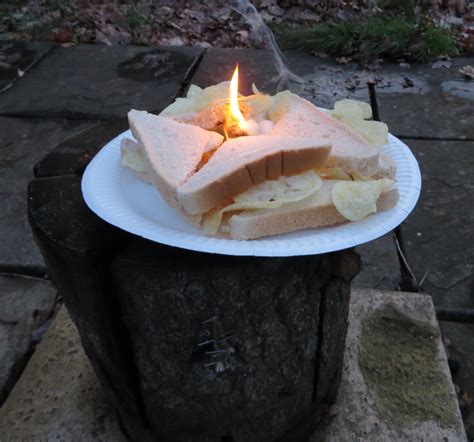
242,93,273,120
186,84,203,97
121,142,148,172
332,180,384,221
346,119,389,147
235,171,322,203
268,90,294,123
331,99,388,147
161,82,229,116
332,99,372,120
317,167,352,181
203,171,322,234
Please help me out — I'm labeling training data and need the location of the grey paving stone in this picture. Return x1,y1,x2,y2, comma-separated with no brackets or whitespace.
0,41,56,93
377,57,474,139
317,289,466,441
0,307,126,442
0,117,94,272
0,44,203,119
192,50,473,137
440,321,474,440
190,48,370,107
353,234,400,290
0,274,56,404
399,139,474,310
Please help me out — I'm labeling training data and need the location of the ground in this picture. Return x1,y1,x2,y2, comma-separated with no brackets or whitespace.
0,0,473,438
0,1,473,60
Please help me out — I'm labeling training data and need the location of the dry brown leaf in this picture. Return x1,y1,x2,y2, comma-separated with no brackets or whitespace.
459,65,474,79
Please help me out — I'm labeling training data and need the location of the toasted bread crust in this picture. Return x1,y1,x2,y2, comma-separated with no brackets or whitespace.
178,136,331,215
228,185,399,240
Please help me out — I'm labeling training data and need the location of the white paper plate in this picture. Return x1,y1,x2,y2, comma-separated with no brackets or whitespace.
82,130,421,257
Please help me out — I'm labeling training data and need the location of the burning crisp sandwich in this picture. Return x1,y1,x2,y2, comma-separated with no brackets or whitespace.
121,68,399,240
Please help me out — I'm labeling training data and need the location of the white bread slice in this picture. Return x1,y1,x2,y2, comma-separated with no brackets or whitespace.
177,135,331,215
128,110,223,208
227,180,399,240
272,97,379,177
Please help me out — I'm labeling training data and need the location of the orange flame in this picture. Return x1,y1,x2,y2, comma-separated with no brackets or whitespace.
229,65,246,128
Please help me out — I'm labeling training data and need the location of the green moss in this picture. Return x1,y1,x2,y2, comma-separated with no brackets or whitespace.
273,16,457,62
359,305,457,429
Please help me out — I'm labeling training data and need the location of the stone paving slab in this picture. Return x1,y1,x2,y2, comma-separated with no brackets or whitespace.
0,41,56,93
353,234,400,291
377,57,474,139
0,44,203,119
0,289,464,441
319,288,466,441
440,321,474,440
399,139,474,310
0,307,126,442
398,137,474,435
0,116,94,272
0,274,56,404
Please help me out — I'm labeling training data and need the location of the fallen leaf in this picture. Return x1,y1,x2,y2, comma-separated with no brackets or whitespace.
459,392,472,409
337,56,352,64
459,65,474,79
50,30,73,43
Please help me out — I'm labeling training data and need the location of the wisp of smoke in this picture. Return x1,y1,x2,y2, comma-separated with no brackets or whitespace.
231,0,304,92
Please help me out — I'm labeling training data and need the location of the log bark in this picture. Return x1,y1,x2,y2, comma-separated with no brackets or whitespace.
111,241,359,441
28,175,153,441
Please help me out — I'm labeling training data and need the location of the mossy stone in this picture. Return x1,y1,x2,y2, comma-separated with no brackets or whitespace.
359,304,457,429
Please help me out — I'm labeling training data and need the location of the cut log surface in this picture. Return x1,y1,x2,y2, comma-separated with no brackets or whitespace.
27,123,361,441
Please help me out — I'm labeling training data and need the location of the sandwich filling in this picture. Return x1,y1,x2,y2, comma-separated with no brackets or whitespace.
201,172,395,235
202,171,322,235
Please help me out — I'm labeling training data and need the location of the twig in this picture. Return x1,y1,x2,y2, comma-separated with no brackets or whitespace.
393,232,418,284
418,268,430,288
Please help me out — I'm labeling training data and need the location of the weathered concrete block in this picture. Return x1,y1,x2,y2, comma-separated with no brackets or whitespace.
318,289,467,441
0,307,126,442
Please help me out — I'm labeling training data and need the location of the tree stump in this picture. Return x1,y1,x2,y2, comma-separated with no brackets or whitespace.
27,123,361,441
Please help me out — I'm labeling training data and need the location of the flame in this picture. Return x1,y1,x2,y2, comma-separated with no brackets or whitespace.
229,65,246,128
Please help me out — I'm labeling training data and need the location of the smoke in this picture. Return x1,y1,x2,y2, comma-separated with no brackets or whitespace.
231,0,304,93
